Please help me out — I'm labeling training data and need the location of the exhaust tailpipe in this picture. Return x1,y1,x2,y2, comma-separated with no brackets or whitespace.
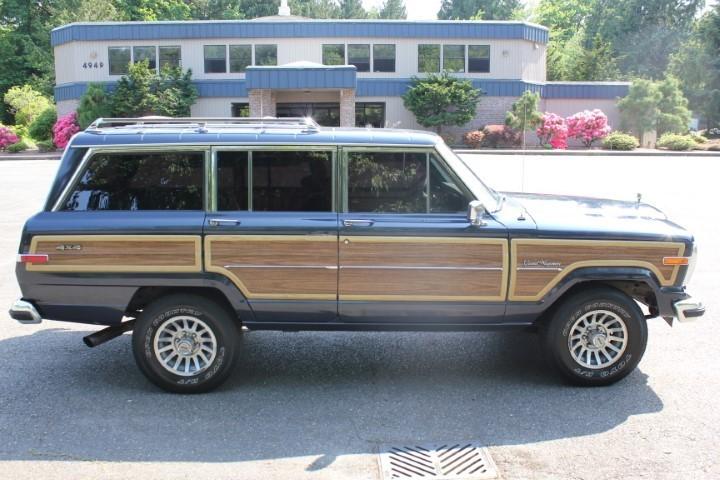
83,320,136,348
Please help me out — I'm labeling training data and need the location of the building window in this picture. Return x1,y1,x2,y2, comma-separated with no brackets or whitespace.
355,103,385,128
61,152,204,211
133,46,156,70
322,44,345,66
443,45,465,73
418,44,441,73
373,44,396,72
348,44,370,72
468,45,490,73
204,45,227,73
255,44,277,66
108,47,131,76
229,45,252,73
231,103,250,117
159,46,181,69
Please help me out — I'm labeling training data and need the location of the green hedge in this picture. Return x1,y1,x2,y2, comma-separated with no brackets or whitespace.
602,132,639,151
657,133,696,151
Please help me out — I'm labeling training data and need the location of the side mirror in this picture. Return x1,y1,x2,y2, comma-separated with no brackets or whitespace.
467,200,487,226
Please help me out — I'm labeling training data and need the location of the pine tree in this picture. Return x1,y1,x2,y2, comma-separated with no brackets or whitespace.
379,0,407,19
339,0,368,19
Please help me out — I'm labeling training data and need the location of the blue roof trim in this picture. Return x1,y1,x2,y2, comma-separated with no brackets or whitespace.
246,65,356,90
55,79,628,102
543,82,630,99
51,21,549,47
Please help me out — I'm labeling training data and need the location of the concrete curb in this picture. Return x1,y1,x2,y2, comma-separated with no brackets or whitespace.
453,148,720,157
0,152,62,161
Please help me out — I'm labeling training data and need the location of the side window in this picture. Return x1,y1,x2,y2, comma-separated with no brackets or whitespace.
418,44,440,73
322,44,345,66
255,44,278,66
204,45,227,73
217,150,333,212
346,151,470,214
468,45,490,73
373,44,396,72
133,46,157,70
443,45,465,73
348,44,370,72
62,152,204,211
159,46,182,69
108,47,131,75
229,45,252,73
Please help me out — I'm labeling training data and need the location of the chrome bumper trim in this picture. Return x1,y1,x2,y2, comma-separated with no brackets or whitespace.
9,299,42,324
673,298,705,323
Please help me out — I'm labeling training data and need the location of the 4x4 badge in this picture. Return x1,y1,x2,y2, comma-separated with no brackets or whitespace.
56,244,82,251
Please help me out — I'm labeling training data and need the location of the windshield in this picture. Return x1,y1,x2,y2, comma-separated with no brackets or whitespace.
434,141,500,212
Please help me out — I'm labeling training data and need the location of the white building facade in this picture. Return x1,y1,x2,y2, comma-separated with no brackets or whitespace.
52,12,630,135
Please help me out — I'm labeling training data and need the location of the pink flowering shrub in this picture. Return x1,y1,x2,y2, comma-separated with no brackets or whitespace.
566,109,611,147
0,126,19,151
52,112,81,149
536,113,568,149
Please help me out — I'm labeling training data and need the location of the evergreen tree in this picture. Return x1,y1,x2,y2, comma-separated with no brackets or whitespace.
504,91,542,148
379,0,407,19
339,0,368,19
77,83,113,129
656,76,691,135
438,0,520,20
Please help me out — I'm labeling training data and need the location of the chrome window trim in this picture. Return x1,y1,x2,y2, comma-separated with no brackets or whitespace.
74,142,439,149
211,145,338,214
52,146,211,212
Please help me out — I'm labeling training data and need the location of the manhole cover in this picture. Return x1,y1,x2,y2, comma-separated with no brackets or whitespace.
379,442,498,480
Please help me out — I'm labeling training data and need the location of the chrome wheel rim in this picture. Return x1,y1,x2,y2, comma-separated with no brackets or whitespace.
153,315,217,377
568,310,628,369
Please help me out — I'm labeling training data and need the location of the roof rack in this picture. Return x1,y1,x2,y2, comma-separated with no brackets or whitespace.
86,116,321,132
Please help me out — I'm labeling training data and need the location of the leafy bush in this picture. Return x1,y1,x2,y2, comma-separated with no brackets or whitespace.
602,132,639,150
504,91,542,147
656,133,696,151
566,109,611,147
6,140,29,153
3,85,52,126
36,140,56,152
52,112,81,149
689,132,707,144
536,113,568,149
481,125,521,148
77,83,112,129
463,130,485,149
28,106,57,141
0,126,19,150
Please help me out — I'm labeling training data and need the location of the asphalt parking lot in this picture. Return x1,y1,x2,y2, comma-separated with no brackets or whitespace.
0,153,717,480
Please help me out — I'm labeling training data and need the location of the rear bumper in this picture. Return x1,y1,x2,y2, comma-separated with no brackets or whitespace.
673,298,705,323
9,299,42,324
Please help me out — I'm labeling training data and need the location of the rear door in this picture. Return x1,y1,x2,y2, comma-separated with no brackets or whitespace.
338,147,508,325
203,146,339,325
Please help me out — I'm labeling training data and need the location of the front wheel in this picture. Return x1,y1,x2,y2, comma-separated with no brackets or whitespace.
542,287,648,386
132,294,239,393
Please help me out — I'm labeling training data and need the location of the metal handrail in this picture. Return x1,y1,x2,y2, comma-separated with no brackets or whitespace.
87,116,321,131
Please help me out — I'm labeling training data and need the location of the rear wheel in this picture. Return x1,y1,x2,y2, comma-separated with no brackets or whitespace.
132,294,239,393
542,287,648,386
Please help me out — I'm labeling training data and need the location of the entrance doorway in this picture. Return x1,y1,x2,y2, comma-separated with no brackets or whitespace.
276,102,340,127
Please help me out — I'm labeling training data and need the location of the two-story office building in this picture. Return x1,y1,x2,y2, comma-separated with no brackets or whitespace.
52,7,630,134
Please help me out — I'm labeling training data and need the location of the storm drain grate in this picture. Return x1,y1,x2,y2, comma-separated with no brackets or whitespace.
379,442,498,480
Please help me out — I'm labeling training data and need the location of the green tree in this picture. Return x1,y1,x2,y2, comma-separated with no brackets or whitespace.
563,33,620,81
438,0,521,20
618,79,662,138
402,72,482,135
656,76,691,135
339,0,368,18
111,61,198,117
379,0,407,19
118,0,191,21
3,85,52,126
28,106,57,141
289,0,341,18
77,83,113,129
504,91,542,148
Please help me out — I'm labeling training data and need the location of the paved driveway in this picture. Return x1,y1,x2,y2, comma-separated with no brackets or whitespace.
0,154,717,479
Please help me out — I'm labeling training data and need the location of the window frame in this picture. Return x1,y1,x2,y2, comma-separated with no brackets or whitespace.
322,44,346,66
254,44,278,66
229,44,253,73
108,46,132,76
52,146,212,212
210,145,337,213
418,44,441,73
372,44,396,72
159,45,182,69
340,146,473,214
204,45,228,74
468,44,490,73
348,44,370,72
443,44,466,73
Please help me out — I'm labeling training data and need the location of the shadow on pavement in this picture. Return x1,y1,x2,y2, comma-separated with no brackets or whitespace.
0,327,662,465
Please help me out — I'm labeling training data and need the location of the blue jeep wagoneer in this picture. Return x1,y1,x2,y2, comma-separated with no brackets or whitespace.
10,117,704,393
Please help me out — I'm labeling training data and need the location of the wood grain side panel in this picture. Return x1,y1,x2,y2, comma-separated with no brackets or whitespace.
510,239,685,301
339,236,508,301
205,235,338,300
28,235,202,272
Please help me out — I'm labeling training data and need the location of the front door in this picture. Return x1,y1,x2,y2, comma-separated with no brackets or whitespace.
203,147,339,324
338,148,508,324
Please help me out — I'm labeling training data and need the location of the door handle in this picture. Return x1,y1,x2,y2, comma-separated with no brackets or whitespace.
208,218,241,227
343,219,374,227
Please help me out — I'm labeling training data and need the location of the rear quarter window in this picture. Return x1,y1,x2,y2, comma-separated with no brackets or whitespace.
61,151,204,211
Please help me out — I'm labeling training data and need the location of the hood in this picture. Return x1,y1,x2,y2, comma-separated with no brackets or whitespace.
502,192,692,242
